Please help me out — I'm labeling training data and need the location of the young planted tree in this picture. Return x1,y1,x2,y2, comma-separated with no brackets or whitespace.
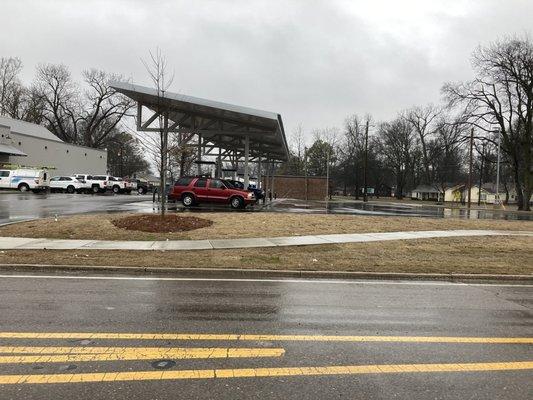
141,48,175,217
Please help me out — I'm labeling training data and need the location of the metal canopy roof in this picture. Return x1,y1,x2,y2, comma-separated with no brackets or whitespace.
0,143,27,157
111,82,289,161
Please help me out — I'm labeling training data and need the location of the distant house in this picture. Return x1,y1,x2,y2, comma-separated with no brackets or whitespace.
410,185,442,201
444,184,465,203
445,183,498,204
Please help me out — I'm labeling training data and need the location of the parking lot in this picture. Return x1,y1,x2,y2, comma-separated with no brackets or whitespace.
0,192,151,225
1,191,532,226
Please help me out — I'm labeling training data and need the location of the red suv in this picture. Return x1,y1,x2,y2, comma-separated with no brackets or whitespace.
169,177,256,209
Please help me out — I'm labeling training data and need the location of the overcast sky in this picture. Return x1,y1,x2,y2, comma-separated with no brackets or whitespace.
1,0,532,143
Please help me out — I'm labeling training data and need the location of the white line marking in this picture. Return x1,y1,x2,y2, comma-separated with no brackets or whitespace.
0,274,530,287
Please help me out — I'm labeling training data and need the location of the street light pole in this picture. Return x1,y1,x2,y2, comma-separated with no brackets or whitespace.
363,118,369,203
325,149,330,211
495,128,502,206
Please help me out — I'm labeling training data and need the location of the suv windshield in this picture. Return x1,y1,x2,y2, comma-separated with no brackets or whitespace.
175,177,194,187
222,180,235,188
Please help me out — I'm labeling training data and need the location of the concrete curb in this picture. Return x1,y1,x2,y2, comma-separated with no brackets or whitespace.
0,263,531,284
0,218,39,228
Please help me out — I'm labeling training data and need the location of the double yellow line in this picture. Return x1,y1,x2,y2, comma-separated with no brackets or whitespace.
1,332,532,343
0,346,285,364
0,332,531,385
1,361,532,385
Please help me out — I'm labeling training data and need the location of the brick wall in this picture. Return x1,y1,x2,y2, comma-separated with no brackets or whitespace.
261,175,329,200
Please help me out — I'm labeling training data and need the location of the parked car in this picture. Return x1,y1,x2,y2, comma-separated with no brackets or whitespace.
108,176,127,194
74,174,109,193
123,178,137,194
49,176,89,193
225,179,264,201
169,176,256,209
125,178,152,194
0,168,49,192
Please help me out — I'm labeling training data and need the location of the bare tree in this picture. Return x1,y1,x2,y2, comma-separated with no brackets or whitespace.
33,63,80,143
291,124,306,161
141,48,175,217
376,118,415,199
80,69,134,148
428,115,468,194
443,36,533,210
403,104,441,185
340,114,367,198
279,124,307,175
0,57,23,116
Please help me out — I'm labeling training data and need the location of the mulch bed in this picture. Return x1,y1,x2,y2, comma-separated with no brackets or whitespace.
112,214,213,233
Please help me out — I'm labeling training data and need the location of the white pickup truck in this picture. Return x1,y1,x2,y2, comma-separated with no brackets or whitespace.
0,168,49,192
74,174,127,194
74,174,110,193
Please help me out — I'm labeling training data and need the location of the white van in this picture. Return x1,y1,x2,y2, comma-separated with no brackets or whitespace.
0,168,50,192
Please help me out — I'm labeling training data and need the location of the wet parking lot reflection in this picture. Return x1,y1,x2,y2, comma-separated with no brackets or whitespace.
0,192,531,223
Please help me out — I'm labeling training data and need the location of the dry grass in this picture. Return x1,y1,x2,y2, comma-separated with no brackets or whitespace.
0,236,531,275
0,212,532,241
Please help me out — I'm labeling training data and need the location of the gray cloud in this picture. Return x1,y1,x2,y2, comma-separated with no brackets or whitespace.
1,0,531,142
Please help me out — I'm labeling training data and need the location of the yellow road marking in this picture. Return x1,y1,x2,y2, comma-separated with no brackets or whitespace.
0,346,284,356
0,361,531,384
0,332,531,344
0,347,284,364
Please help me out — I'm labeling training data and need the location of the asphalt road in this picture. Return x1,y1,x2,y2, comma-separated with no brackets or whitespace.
0,272,531,399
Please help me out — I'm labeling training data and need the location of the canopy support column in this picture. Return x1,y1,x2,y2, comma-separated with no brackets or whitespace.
257,157,262,189
197,133,202,176
244,136,250,188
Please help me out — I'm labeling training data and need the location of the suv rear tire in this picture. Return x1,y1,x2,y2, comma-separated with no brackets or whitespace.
230,196,244,209
66,185,75,194
138,186,145,195
112,185,120,194
18,183,29,192
92,185,100,194
182,193,195,207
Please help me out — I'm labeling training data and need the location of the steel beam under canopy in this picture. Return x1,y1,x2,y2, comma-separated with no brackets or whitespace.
110,82,289,162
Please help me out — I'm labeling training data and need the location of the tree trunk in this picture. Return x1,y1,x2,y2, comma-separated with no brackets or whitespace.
522,186,531,211
512,159,524,210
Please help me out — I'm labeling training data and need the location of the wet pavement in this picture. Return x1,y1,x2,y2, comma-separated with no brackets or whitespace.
267,199,533,220
0,271,531,399
1,192,532,224
0,192,151,225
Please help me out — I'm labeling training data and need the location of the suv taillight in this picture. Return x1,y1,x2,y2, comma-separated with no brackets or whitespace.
34,179,39,184
104,181,108,185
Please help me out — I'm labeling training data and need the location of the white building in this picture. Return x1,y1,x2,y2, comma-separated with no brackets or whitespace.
0,116,107,176
410,185,442,201
444,184,498,204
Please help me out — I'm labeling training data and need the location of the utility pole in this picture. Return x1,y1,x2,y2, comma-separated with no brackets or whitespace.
478,140,486,206
467,127,474,209
304,146,308,201
363,118,369,202
325,148,330,211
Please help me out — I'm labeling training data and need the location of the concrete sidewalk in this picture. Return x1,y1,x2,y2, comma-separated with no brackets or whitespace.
0,230,531,251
